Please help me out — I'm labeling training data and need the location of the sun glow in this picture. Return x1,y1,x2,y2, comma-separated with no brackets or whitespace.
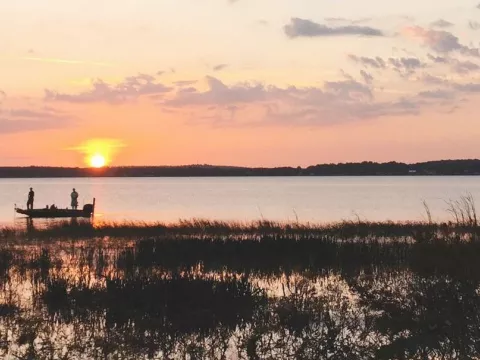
68,138,125,167
90,153,106,168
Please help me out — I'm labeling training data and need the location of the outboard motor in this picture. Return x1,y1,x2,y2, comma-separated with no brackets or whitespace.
83,204,94,215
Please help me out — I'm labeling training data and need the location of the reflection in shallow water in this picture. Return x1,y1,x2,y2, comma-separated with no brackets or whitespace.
1,238,480,359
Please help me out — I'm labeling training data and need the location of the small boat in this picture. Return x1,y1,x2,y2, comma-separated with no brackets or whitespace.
15,199,95,219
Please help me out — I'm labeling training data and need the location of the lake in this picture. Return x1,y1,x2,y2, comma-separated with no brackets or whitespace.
1,176,479,225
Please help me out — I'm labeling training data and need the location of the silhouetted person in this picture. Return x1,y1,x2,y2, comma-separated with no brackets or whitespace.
27,188,34,210
71,188,79,210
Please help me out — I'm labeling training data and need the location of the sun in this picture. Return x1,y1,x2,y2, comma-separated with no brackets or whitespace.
90,154,106,168
69,138,125,167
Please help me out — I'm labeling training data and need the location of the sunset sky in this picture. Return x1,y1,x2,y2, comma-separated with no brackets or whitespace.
1,0,480,167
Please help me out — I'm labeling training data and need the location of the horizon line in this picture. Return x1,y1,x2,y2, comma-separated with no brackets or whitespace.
1,158,479,169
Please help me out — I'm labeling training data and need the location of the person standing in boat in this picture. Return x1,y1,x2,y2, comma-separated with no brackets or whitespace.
71,188,79,210
27,187,34,210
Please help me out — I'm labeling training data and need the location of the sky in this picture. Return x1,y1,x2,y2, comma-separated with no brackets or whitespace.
1,0,480,167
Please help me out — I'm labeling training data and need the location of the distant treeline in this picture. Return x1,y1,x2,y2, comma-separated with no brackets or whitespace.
1,159,480,177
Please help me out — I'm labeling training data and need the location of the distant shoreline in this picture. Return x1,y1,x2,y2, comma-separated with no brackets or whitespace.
0,175,479,179
1,159,480,177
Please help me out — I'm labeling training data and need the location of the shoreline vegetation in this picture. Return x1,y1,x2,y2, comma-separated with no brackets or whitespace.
2,217,480,240
1,195,478,243
3,213,480,282
1,159,480,177
1,196,480,359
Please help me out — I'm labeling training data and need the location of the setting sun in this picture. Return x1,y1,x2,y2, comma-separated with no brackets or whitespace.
68,138,125,167
90,154,106,168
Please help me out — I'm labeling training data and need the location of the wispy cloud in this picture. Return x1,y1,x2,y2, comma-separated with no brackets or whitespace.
160,75,423,126
45,73,172,103
420,73,449,85
0,106,75,134
450,59,480,73
19,56,113,67
426,54,480,73
348,55,386,69
430,19,454,28
324,17,372,25
348,54,426,77
359,70,374,84
213,64,229,72
284,18,384,38
388,57,426,77
174,80,197,87
427,54,448,63
453,82,480,92
41,64,469,128
418,89,455,100
403,26,479,57
469,21,480,30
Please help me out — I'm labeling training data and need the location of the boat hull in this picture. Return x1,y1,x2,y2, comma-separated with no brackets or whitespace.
15,208,93,219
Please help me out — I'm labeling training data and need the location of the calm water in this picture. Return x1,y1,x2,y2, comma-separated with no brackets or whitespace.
0,176,479,225
1,235,479,359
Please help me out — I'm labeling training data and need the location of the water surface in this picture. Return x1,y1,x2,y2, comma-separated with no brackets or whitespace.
1,176,478,224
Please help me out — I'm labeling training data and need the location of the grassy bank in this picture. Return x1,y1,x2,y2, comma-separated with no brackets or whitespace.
1,217,479,242
1,218,480,280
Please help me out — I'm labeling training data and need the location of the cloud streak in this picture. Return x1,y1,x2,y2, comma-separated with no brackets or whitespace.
404,26,479,57
349,54,426,77
45,74,172,103
360,70,374,84
430,19,454,28
213,64,229,71
348,55,386,69
0,107,75,134
284,18,384,38
469,21,480,30
426,54,480,73
19,56,113,67
388,57,426,77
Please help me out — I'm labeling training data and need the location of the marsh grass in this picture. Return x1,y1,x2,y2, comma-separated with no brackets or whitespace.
2,240,480,360
2,221,480,358
446,192,478,227
2,217,480,243
1,228,480,283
